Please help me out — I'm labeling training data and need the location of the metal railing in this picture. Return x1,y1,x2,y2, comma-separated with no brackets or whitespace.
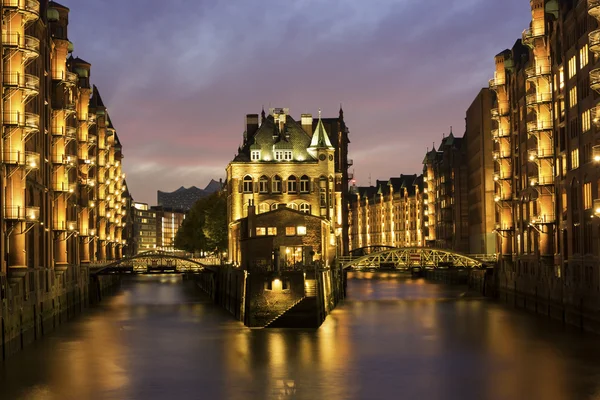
526,92,552,106
526,120,553,133
4,205,39,221
52,182,76,193
3,72,39,93
3,110,39,130
3,150,39,168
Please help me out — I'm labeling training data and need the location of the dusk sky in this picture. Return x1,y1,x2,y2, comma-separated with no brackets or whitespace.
66,0,531,205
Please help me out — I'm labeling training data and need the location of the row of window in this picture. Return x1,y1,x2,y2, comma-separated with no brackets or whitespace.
251,150,293,161
256,225,307,236
242,175,332,194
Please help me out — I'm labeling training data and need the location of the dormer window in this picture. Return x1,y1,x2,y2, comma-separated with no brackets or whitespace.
283,150,293,161
274,150,292,161
251,150,261,161
274,150,283,161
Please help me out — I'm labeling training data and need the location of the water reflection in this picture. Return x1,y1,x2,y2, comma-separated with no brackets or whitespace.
0,275,600,400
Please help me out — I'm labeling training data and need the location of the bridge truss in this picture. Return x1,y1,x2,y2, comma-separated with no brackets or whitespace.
339,247,490,270
92,251,212,275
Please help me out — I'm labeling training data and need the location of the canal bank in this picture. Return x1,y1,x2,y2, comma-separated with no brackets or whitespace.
0,268,120,361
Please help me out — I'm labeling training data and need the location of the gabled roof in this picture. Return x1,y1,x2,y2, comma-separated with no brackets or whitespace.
90,85,105,108
309,114,334,150
48,1,69,11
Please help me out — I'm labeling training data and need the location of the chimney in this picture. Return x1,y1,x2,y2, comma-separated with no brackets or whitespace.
301,114,312,135
246,114,259,141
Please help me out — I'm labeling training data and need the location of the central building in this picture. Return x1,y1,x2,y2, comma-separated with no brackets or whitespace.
226,107,344,269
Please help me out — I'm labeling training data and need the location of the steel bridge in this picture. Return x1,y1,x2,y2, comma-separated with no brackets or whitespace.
90,251,216,275
339,247,496,270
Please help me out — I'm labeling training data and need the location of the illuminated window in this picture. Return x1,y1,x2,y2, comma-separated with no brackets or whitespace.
243,176,253,193
270,203,279,211
272,175,282,193
582,110,591,133
580,45,589,69
559,66,564,89
286,226,296,236
267,227,277,235
283,150,293,161
259,176,268,193
297,226,307,235
251,150,260,161
584,182,592,210
288,203,298,210
287,175,297,193
274,150,283,161
299,203,310,213
568,56,576,79
256,227,266,236
571,148,579,170
569,87,577,108
300,175,310,193
258,203,269,214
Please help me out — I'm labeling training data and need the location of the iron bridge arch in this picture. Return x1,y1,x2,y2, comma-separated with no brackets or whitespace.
93,251,213,275
349,245,397,257
340,247,487,270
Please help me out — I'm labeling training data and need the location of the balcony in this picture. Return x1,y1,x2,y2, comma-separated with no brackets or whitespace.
488,76,505,91
53,182,77,193
531,213,555,224
589,0,600,19
491,128,510,139
3,111,39,131
54,220,77,232
3,151,39,169
492,150,511,160
525,64,551,80
51,125,77,139
495,223,514,232
79,177,95,187
4,205,39,221
522,26,545,46
51,154,77,167
493,171,512,181
490,102,509,119
527,147,554,161
530,175,554,186
526,120,553,134
1,32,40,62
591,69,600,92
3,72,40,98
526,92,552,106
592,105,600,128
1,0,40,23
494,192,513,203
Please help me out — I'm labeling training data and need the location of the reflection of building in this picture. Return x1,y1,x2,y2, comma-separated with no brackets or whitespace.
348,174,424,250
226,108,346,267
157,179,222,211
131,203,157,254
422,132,469,252
152,206,186,251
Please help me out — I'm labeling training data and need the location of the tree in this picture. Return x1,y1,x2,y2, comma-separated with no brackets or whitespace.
174,191,227,254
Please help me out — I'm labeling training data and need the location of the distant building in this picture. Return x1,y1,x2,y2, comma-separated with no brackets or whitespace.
151,206,186,251
157,179,222,211
131,203,157,254
348,174,425,250
423,132,469,253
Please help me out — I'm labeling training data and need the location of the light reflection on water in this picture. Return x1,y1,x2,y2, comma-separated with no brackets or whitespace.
0,275,600,400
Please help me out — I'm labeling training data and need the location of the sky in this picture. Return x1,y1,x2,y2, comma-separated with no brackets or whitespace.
64,0,531,205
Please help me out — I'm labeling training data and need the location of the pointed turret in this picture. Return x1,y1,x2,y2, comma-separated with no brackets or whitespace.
90,85,105,109
309,110,334,150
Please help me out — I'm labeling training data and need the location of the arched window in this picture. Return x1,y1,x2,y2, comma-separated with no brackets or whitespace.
299,203,310,213
287,203,298,210
287,175,297,193
272,175,282,193
271,203,279,211
243,175,253,193
259,176,269,193
258,203,269,214
300,175,310,193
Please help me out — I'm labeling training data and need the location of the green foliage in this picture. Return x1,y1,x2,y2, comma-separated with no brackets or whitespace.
174,191,227,254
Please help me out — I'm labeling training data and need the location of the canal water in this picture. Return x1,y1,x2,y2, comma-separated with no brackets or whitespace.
1,275,600,400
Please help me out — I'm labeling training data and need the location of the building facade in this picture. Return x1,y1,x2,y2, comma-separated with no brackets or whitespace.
465,88,497,255
348,174,424,251
487,0,600,317
131,203,157,254
0,0,127,356
226,108,348,267
422,132,469,253
153,206,185,252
